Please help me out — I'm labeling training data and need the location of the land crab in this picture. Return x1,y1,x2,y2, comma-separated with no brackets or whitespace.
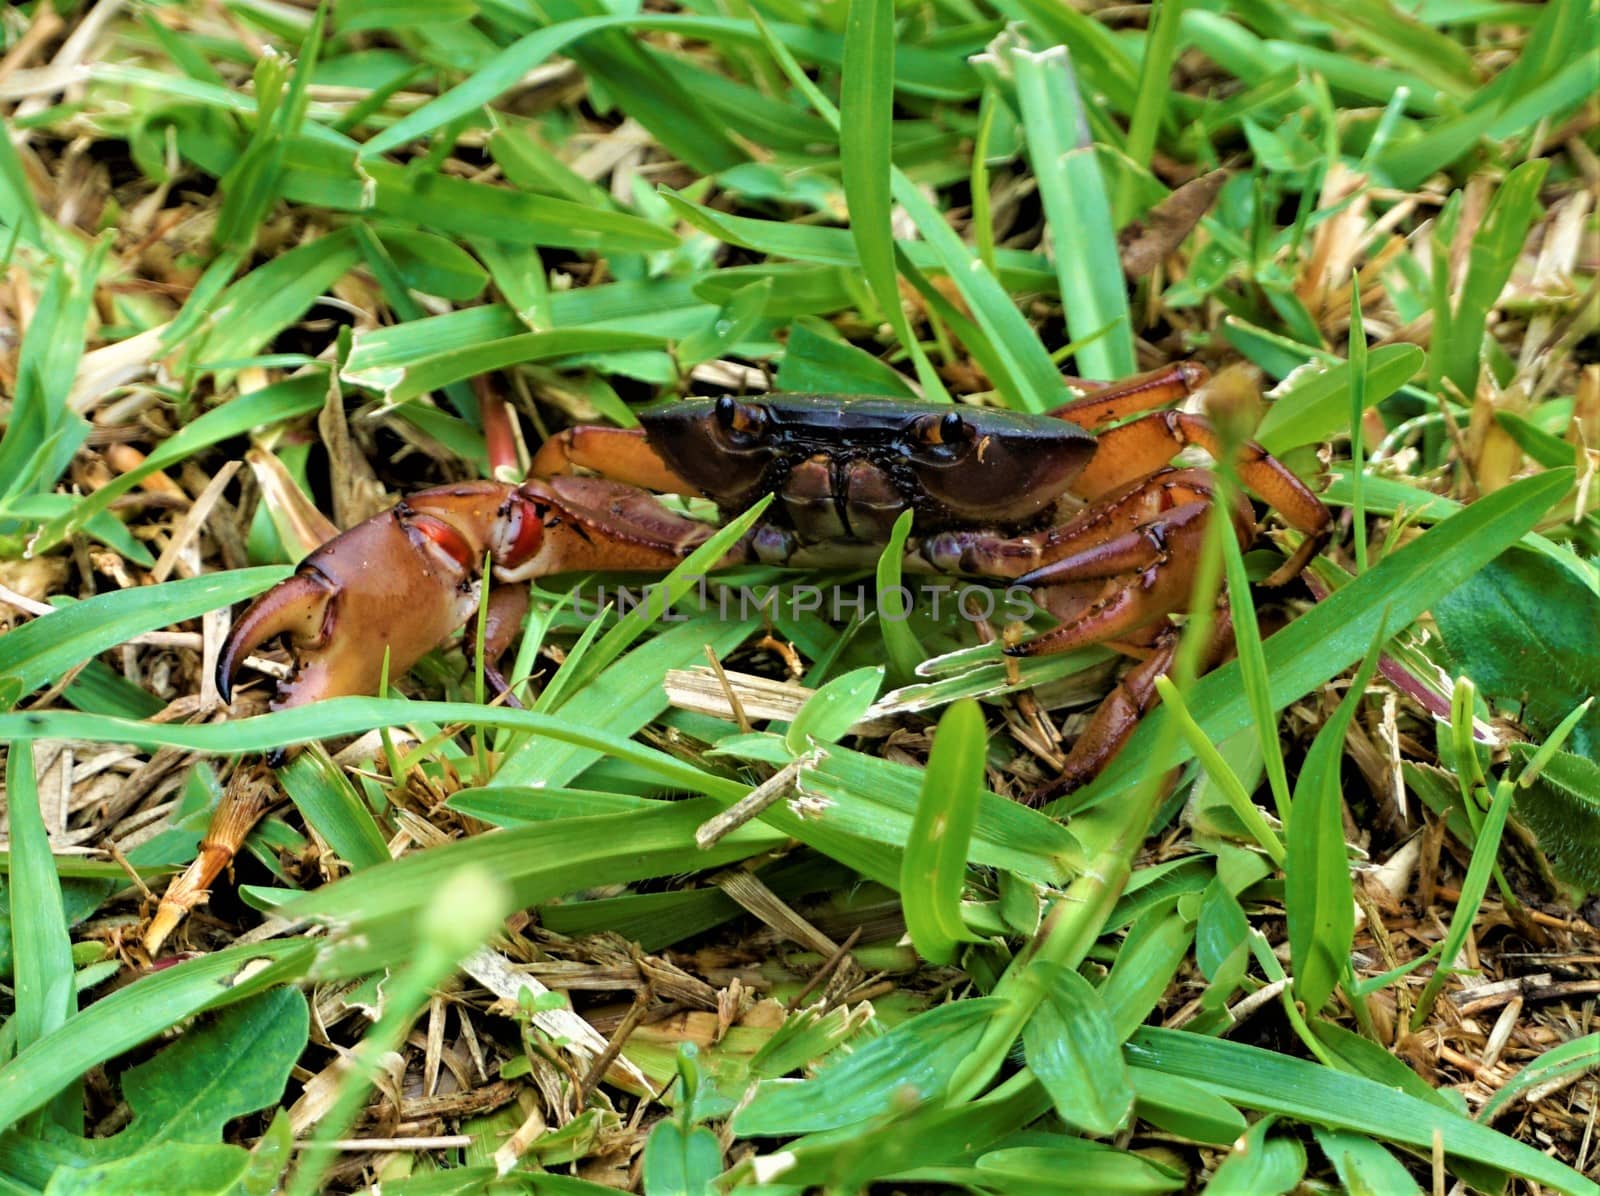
217,362,1331,798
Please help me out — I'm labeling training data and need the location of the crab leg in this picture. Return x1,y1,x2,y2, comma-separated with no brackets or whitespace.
922,467,1252,579
530,425,699,495
1051,361,1211,430
1064,411,1330,583
917,467,1251,797
1027,611,1237,806
1004,499,1217,658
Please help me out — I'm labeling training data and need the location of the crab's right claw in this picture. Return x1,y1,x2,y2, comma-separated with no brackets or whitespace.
216,571,336,705
216,482,514,713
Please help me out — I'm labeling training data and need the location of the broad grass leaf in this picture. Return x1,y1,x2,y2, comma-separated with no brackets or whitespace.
0,569,291,711
1436,160,1548,396
659,191,1057,296
1099,902,1196,1041
732,998,1005,1135
1312,1129,1424,1196
1207,1118,1305,1196
641,1122,722,1196
284,798,779,926
786,665,885,754
1128,1067,1247,1146
373,228,487,301
1125,1028,1589,1193
748,1075,1051,1189
1508,745,1600,888
1286,627,1384,1014
0,703,749,803
873,510,925,681
44,1143,250,1196
0,942,314,1131
387,329,667,403
1023,961,1135,1135
801,744,1080,885
777,318,919,399
840,0,922,386
108,987,308,1153
1496,410,1578,469
1433,547,1600,760
974,1141,1185,1193
1306,1020,1462,1113
278,751,391,871
185,230,362,373
676,276,772,367
900,699,987,965
1254,345,1424,455
6,744,76,1069
0,241,106,502
496,618,759,790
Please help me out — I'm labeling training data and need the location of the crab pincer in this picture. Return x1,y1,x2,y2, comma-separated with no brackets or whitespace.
216,475,720,722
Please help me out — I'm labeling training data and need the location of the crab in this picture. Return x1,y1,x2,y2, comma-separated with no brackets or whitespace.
217,363,1331,796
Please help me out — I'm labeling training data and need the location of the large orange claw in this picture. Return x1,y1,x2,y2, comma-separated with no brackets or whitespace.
217,476,725,716
218,481,515,711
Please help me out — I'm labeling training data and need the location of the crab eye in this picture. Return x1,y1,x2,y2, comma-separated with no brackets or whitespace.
909,410,972,459
713,397,768,447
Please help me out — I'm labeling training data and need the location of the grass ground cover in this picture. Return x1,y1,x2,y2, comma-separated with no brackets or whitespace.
0,0,1597,1192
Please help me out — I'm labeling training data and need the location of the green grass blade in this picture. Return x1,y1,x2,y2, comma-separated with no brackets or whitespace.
1127,1028,1589,1193
1215,471,1295,825
1439,159,1548,397
1285,625,1385,1014
277,750,392,871
874,511,927,681
285,799,782,933
1477,1032,1600,1125
1023,961,1136,1135
900,700,987,965
5,742,77,1076
0,569,292,711
1254,345,1422,454
1116,0,1189,226
786,666,886,754
1347,284,1370,572
552,494,774,698
1006,45,1134,381
840,0,948,400
30,373,327,556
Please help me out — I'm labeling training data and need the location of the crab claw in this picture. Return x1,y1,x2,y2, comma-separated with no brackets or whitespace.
215,571,337,704
218,482,515,711
216,475,734,719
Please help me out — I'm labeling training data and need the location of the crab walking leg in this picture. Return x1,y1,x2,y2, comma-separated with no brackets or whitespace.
1003,500,1221,658
1026,611,1237,806
1050,361,1211,431
922,467,1252,580
529,424,700,496
1063,411,1331,584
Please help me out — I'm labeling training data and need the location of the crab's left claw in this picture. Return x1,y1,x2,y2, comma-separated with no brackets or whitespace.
217,482,515,712
216,570,337,705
